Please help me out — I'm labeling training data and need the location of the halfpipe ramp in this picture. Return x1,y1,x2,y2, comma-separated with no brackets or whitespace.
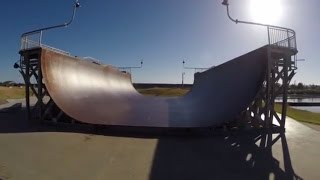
40,46,268,127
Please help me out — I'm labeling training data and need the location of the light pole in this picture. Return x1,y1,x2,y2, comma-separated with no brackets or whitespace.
118,59,144,74
182,72,185,87
222,0,291,29
221,0,296,50
21,1,81,49
295,59,305,68
182,60,209,74
16,1,81,68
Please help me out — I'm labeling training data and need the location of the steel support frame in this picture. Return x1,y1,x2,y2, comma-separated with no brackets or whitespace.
244,46,296,131
252,130,300,179
20,47,296,131
19,48,73,124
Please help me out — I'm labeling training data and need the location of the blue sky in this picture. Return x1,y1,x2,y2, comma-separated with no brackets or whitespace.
0,0,319,84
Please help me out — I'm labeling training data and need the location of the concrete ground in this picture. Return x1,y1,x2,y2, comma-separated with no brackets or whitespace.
301,122,320,131
0,101,319,180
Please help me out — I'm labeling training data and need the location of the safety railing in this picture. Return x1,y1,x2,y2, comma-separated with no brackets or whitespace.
222,0,298,52
20,33,70,55
267,26,297,51
20,1,80,55
20,32,42,50
267,26,298,69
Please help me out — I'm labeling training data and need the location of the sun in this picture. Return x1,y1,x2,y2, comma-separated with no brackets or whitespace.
249,0,283,24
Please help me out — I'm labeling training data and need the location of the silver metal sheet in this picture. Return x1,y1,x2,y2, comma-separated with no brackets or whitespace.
41,46,268,127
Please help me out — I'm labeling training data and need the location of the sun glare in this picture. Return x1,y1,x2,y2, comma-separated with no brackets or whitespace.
249,0,283,24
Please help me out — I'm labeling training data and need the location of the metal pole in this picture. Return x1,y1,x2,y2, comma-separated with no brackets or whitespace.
182,60,209,71
295,59,305,68
39,31,43,46
118,59,144,75
118,59,144,70
223,3,295,32
21,1,81,45
267,26,271,44
222,0,296,47
182,72,185,87
287,29,290,48
25,53,31,121
281,55,289,128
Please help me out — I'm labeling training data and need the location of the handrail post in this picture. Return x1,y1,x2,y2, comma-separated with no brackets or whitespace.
286,29,290,49
294,31,297,50
222,0,297,51
21,1,80,50
39,31,43,46
267,26,271,45
21,36,25,50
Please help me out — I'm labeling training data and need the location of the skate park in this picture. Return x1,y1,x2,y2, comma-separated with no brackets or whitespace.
1,0,320,179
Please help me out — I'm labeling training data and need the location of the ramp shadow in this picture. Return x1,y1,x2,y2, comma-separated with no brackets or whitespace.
0,107,302,180
149,132,302,180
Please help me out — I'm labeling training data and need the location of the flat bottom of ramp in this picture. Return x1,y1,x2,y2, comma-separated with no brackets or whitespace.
0,109,319,180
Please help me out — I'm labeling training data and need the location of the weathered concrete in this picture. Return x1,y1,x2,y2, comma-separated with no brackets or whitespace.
0,104,319,180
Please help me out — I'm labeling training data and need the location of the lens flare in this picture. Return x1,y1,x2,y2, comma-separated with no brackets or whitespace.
250,0,283,24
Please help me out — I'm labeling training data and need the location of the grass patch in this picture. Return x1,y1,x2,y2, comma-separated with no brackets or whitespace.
275,103,320,125
1,86,319,125
137,87,189,97
138,87,320,125
0,86,25,99
0,86,26,104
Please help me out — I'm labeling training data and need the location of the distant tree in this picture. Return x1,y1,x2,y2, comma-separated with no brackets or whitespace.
3,81,14,84
289,84,297,89
1,81,15,87
310,84,317,89
297,82,304,89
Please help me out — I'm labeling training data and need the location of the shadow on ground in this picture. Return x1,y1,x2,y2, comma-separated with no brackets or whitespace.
149,131,303,180
0,105,303,180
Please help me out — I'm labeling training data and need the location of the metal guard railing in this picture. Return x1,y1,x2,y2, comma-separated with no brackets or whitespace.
267,26,297,51
20,1,80,55
267,26,298,69
21,35,70,55
223,3,297,52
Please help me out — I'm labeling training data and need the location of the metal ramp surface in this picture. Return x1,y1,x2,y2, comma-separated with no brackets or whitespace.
40,46,268,127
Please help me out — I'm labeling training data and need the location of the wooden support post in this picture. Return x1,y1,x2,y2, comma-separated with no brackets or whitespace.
37,52,43,121
265,47,272,128
281,55,290,128
25,52,31,121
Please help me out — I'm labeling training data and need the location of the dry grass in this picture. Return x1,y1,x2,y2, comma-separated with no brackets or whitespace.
138,87,320,125
275,103,320,125
0,86,25,105
137,87,189,97
1,86,319,125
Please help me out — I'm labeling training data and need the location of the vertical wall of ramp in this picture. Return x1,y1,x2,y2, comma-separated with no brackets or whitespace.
41,46,268,127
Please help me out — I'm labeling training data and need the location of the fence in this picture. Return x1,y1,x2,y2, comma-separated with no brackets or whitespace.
20,32,70,55
267,26,297,51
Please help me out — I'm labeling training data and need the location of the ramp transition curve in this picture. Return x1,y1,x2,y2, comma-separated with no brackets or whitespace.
40,46,268,127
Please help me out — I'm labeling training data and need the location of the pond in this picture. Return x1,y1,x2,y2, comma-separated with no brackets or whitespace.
276,96,320,113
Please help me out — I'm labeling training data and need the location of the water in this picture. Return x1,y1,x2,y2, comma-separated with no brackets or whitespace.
276,96,320,113
287,97,320,103
291,106,320,113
